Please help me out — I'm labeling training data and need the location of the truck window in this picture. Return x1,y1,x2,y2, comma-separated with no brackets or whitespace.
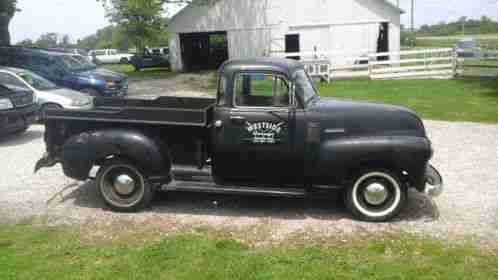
234,73,289,108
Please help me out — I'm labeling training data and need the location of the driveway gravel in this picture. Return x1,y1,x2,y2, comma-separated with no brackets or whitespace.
1,120,497,245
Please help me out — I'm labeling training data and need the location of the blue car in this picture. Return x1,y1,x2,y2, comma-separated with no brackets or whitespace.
0,47,128,97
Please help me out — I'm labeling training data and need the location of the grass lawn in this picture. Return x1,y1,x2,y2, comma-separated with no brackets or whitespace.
1,224,497,280
104,64,173,79
317,79,498,123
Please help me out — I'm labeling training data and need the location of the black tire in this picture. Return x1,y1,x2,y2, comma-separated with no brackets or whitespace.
345,169,406,222
15,126,29,135
132,64,142,72
96,158,154,212
39,103,62,123
81,88,100,97
120,58,129,64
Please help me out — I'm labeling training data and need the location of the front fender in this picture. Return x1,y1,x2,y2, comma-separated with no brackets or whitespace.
314,136,432,188
60,129,171,181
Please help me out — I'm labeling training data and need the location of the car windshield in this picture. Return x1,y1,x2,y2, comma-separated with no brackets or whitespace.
294,70,317,105
59,55,96,72
18,71,58,91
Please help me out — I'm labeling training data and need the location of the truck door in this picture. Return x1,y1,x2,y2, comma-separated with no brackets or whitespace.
213,72,304,186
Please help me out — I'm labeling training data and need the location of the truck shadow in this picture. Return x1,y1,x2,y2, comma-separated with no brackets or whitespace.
64,181,439,223
0,129,44,148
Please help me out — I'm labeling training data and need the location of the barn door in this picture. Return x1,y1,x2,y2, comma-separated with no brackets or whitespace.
285,34,300,60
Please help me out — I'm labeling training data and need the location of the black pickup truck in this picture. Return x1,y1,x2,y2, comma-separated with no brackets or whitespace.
36,58,443,222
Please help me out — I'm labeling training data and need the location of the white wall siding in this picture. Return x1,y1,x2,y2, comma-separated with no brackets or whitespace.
168,34,183,71
228,30,271,59
168,0,402,71
169,0,269,33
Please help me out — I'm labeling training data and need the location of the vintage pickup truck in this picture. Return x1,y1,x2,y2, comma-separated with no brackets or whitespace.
35,58,443,222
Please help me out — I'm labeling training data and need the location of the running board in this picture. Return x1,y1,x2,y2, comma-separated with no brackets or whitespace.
162,180,307,198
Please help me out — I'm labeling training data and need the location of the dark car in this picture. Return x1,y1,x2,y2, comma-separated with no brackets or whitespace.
0,47,128,97
36,58,443,222
0,81,38,137
130,48,170,71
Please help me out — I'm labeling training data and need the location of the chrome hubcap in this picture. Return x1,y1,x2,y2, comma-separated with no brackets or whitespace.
113,174,135,196
364,183,388,205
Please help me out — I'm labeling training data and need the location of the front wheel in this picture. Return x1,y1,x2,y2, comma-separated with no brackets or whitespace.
345,169,407,222
96,159,154,212
120,57,129,64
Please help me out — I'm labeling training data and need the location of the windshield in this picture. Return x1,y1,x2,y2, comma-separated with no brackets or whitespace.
59,55,96,72
295,70,317,105
18,71,58,91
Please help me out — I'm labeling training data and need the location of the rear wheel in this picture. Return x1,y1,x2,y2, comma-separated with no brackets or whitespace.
96,159,154,212
120,57,129,64
345,169,406,222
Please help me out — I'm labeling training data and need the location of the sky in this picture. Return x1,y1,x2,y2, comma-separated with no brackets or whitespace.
9,0,498,44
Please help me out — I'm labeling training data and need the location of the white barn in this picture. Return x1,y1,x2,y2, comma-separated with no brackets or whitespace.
168,0,404,72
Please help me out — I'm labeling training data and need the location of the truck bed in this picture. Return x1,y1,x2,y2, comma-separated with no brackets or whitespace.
46,96,216,127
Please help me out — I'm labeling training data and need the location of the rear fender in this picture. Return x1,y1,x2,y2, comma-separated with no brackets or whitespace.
60,129,171,181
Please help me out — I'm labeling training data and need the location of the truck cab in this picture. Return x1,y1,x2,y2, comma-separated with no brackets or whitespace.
36,58,443,222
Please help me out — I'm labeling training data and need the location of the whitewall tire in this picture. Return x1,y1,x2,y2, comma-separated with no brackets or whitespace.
345,170,406,222
96,159,154,212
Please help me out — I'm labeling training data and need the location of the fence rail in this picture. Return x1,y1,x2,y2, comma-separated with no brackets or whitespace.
277,48,497,81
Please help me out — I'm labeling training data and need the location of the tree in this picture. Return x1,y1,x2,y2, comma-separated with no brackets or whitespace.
35,32,59,48
16,38,33,47
97,0,213,52
0,0,18,46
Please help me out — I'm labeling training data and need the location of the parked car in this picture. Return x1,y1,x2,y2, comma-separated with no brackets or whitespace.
46,48,88,57
455,38,482,58
36,58,443,222
0,47,128,97
88,49,134,64
0,79,38,136
130,48,170,71
0,67,93,120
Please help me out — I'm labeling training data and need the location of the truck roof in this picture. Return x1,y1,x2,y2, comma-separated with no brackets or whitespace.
219,57,305,77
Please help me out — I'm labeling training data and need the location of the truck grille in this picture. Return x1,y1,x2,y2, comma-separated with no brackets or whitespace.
10,90,34,108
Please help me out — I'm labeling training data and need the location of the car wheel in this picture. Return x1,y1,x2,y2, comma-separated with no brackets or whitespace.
81,88,100,97
345,169,406,222
97,158,154,212
120,58,129,64
39,103,63,123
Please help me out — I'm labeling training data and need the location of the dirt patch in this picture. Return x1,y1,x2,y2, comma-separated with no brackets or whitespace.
128,72,216,98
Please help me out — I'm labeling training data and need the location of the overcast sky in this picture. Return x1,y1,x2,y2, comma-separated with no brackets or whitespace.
10,0,498,43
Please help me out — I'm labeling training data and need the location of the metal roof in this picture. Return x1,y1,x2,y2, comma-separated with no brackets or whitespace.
380,0,405,14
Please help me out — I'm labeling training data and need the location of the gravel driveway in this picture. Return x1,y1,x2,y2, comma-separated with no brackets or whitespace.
1,121,497,245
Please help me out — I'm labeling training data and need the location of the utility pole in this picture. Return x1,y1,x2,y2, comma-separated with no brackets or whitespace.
411,0,414,32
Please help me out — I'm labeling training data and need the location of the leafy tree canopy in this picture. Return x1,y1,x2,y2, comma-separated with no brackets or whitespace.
416,16,498,37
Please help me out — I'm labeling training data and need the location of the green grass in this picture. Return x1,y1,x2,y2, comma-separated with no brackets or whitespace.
414,36,498,49
317,79,498,123
103,64,174,79
1,224,497,280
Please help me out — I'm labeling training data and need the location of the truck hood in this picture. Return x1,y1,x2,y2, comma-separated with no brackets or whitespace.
307,97,427,138
75,68,126,82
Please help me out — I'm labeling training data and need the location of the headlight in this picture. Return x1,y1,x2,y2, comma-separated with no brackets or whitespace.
105,81,116,89
0,98,14,110
71,99,90,107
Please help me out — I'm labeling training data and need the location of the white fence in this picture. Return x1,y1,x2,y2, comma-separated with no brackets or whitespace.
275,48,458,81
